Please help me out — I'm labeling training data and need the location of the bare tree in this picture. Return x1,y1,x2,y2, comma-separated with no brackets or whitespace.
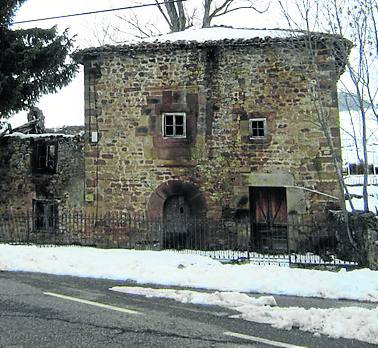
324,0,377,213
277,1,357,248
154,0,269,32
201,0,268,28
91,0,269,44
83,17,123,47
279,0,377,216
116,12,163,40
154,0,188,32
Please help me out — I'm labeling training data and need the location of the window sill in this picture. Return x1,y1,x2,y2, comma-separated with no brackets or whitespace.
249,136,266,140
241,135,270,144
249,136,268,143
162,136,187,139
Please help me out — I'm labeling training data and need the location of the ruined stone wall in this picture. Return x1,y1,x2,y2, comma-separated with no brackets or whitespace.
331,212,378,269
83,42,342,219
0,134,84,214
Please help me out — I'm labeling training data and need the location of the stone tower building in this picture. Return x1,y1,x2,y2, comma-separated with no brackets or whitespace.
77,27,350,248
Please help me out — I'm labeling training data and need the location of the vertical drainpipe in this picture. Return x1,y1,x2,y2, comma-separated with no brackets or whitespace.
93,61,100,219
83,62,89,217
85,58,100,219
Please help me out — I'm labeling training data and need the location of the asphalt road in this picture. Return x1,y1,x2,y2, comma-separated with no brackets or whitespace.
0,271,375,348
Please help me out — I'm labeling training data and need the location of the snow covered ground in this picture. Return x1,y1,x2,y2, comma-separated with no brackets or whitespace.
343,175,378,212
112,287,378,345
1,244,377,301
345,181,378,212
1,244,378,344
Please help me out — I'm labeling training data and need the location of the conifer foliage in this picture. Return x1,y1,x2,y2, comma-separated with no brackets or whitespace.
0,0,77,118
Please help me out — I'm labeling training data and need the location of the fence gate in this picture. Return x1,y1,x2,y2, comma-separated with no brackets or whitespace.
250,187,288,251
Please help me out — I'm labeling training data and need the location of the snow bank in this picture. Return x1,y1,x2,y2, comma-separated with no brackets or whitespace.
111,286,378,345
111,286,277,307
1,245,378,302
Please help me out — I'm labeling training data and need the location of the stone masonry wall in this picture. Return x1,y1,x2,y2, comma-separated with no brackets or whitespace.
82,41,343,219
0,134,84,214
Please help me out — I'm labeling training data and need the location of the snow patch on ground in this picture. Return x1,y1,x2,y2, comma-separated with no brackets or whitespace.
111,286,277,307
111,286,378,345
1,245,378,302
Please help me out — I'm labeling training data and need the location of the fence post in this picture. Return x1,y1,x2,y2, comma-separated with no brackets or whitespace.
246,219,250,261
26,211,31,243
287,216,291,267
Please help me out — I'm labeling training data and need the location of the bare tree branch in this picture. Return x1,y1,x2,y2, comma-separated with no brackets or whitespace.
209,0,269,22
154,0,173,30
118,14,153,39
176,0,187,30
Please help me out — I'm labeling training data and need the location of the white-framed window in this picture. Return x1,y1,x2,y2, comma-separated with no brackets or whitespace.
162,112,186,138
249,118,267,139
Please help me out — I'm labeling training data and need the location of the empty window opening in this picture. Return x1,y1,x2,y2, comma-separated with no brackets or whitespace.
162,113,186,138
33,141,58,174
33,199,58,231
249,118,267,138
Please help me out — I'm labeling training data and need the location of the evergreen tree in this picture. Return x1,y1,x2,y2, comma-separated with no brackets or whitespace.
0,0,77,118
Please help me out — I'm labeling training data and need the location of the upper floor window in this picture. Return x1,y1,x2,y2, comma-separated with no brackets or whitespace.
249,118,267,139
33,141,58,174
162,112,186,138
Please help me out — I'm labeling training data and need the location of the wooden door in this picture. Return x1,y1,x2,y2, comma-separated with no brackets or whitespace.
250,187,288,251
163,195,190,248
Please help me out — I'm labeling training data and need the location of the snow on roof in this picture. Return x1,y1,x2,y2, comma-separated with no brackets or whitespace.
76,26,314,60
4,132,75,139
135,26,295,44
76,26,349,65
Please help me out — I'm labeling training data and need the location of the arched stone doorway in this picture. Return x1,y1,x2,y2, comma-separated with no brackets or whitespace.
147,180,206,248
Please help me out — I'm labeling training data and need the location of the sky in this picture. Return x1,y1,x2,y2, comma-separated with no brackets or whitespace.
10,0,145,127
9,0,276,128
341,109,378,164
8,0,378,166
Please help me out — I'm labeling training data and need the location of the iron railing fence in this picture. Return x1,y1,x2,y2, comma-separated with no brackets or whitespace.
344,174,378,185
0,211,358,267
